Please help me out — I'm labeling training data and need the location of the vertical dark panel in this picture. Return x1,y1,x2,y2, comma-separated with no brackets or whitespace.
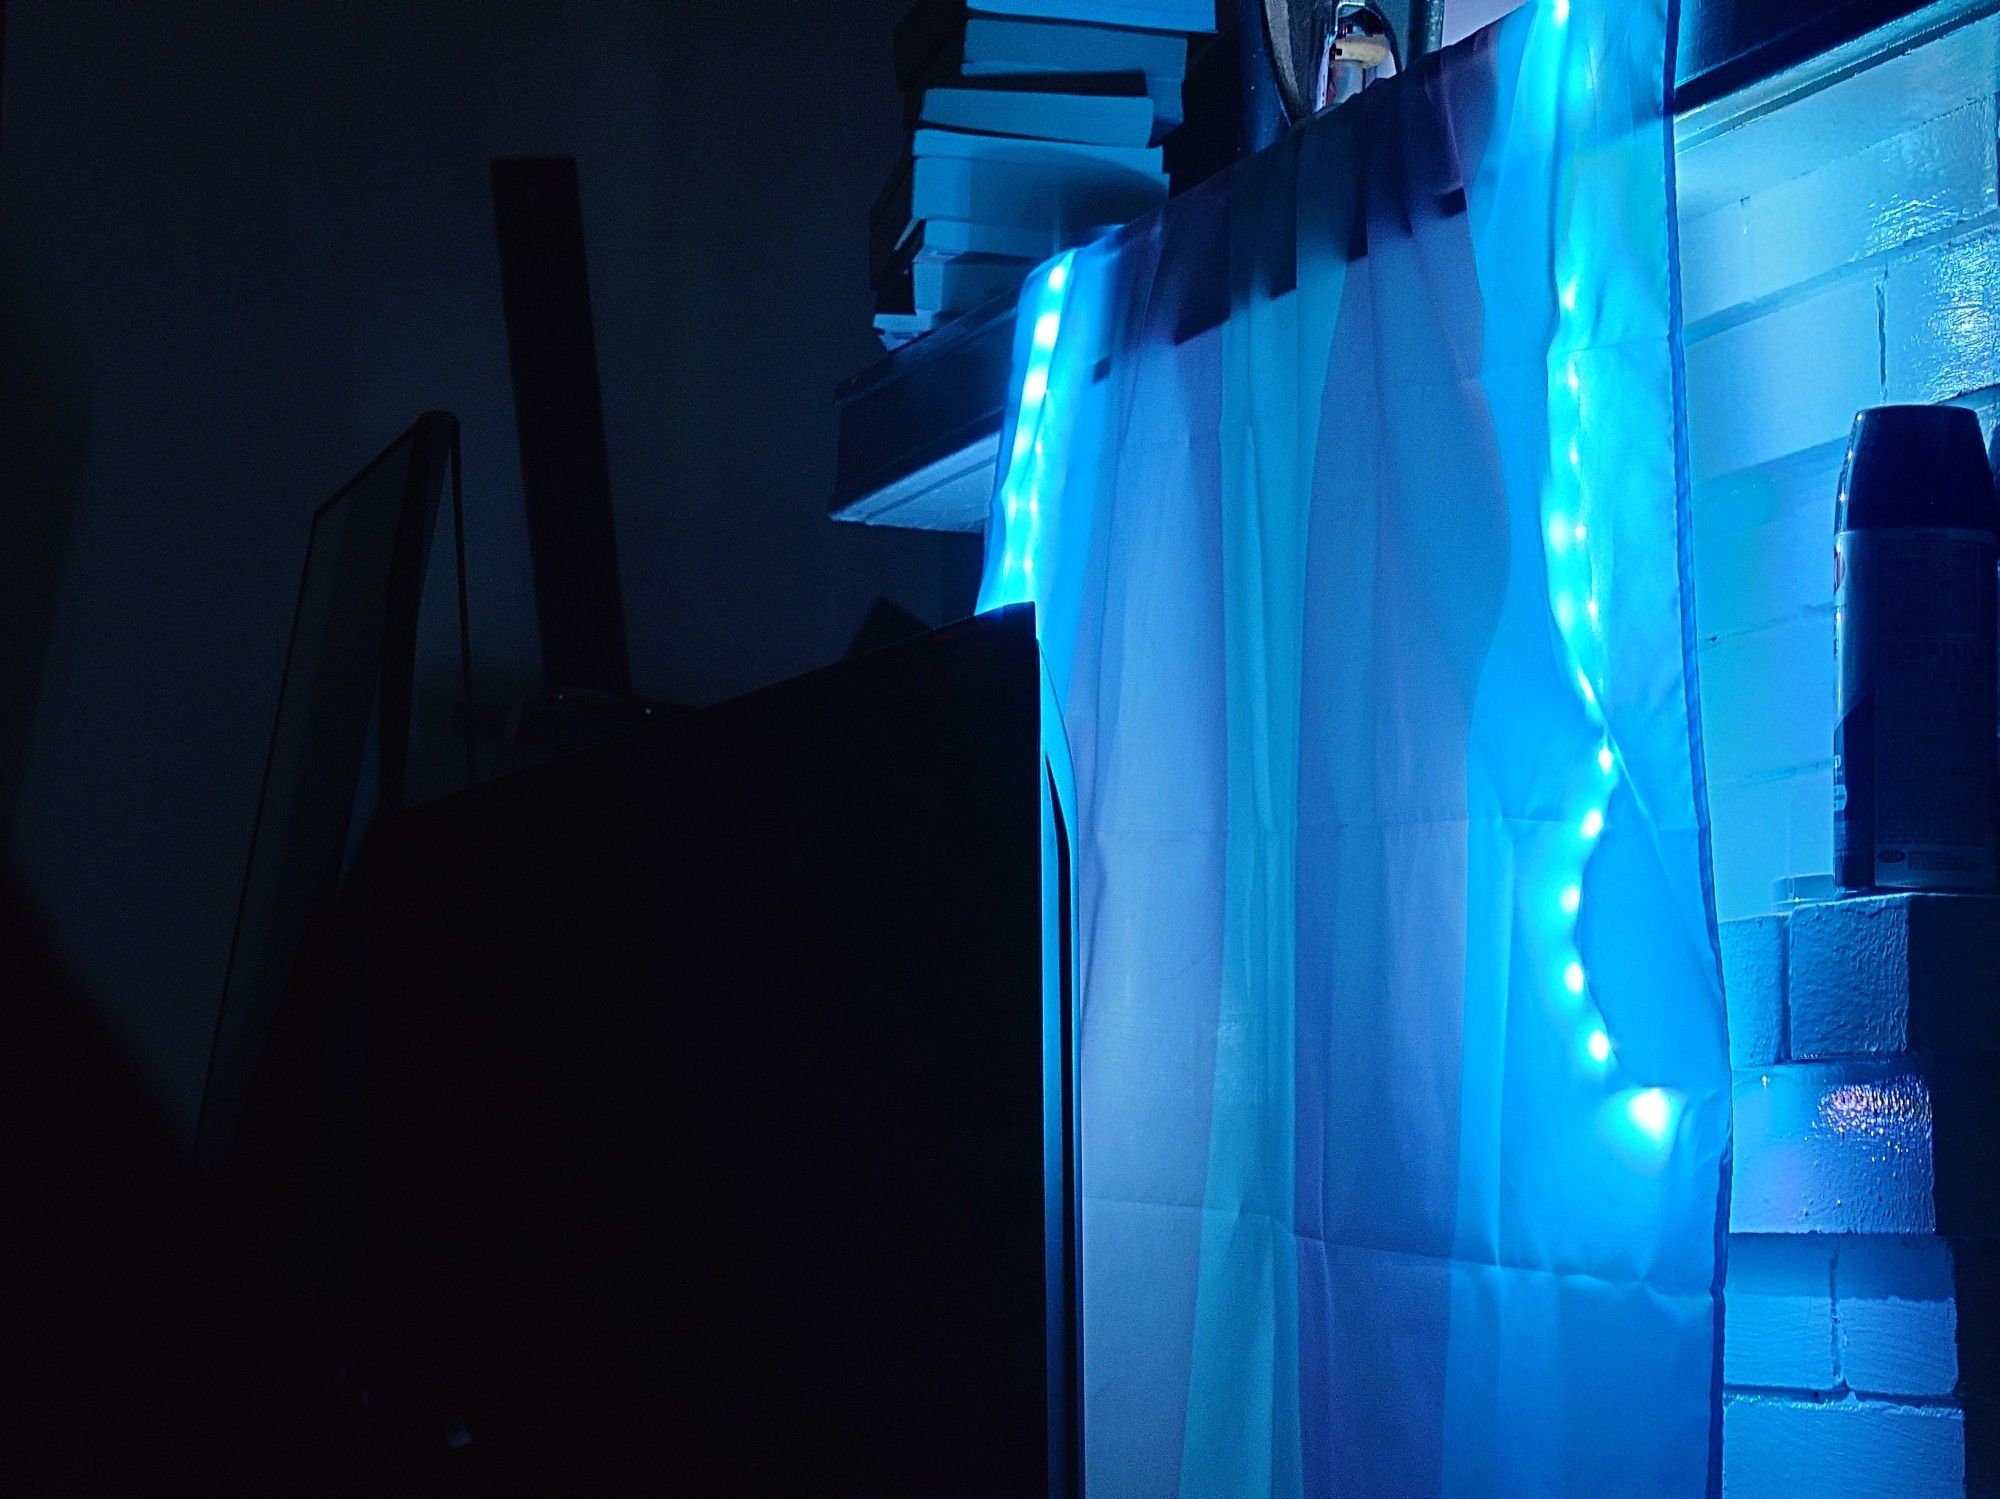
490,155,632,696
1048,766,1083,1499
1409,0,1445,58
1232,0,1287,155
1166,0,1289,195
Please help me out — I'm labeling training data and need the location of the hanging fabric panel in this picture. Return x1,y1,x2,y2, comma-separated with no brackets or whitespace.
981,2,1728,1494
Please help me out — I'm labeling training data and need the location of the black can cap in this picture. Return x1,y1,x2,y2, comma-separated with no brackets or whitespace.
1839,405,1999,533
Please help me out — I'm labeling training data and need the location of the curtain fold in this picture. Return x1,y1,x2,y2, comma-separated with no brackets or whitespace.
982,3,1727,1493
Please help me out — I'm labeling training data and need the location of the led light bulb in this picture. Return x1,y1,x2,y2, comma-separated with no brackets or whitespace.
1627,1088,1673,1141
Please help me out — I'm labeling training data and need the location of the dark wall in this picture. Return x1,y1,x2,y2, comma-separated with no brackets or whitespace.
0,0,966,1145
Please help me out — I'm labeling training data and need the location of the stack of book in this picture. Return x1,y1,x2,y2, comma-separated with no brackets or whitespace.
871,0,1215,347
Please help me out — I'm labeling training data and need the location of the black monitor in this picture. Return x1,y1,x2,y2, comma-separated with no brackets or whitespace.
196,412,470,1173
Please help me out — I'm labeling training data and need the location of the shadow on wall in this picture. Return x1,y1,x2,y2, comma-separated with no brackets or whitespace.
0,230,89,842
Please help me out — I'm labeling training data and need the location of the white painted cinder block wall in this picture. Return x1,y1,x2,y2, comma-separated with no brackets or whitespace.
1676,15,2000,920
1679,15,2000,1496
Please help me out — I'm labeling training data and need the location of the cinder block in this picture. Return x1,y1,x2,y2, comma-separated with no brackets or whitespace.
1685,276,1884,484
1704,768,1834,927
1692,489,1838,639
1680,99,2000,328
1676,16,2000,224
1725,1234,1838,1391
1788,894,2000,1059
1838,1237,1959,1398
1722,916,1788,1068
1723,1393,1964,1499
1731,1058,2000,1236
1886,227,2000,405
1690,435,1844,559
1699,615,1834,784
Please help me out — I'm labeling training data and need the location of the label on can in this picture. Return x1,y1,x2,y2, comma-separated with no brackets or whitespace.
1835,526,2000,891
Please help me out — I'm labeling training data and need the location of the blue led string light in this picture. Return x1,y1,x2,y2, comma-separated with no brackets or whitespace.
987,253,1077,615
1536,0,1681,1160
1542,303,1617,1082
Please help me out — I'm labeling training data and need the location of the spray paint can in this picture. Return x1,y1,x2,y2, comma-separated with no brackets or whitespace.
1834,405,2000,892
1991,421,2000,873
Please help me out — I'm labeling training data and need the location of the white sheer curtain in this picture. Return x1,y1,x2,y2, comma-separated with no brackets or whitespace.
984,4,1727,1493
